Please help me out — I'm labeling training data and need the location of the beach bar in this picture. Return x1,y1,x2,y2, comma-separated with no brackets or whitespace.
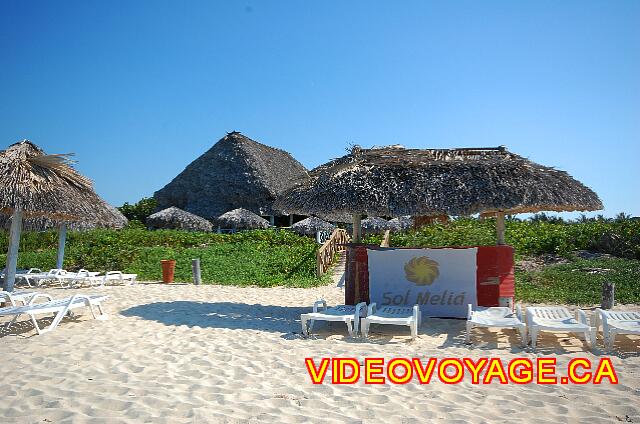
276,145,602,317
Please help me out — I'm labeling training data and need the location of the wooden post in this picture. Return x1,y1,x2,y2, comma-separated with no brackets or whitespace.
192,258,202,285
56,223,67,270
601,281,615,309
496,212,506,245
352,214,362,243
289,214,294,227
4,209,23,292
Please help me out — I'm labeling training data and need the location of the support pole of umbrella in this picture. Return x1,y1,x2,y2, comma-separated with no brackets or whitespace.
4,209,23,291
352,214,362,243
56,223,67,269
496,211,506,245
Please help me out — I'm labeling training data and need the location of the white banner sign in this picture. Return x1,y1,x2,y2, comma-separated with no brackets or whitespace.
368,248,478,318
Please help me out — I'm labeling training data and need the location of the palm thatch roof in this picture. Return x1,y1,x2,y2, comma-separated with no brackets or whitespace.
0,140,128,225
389,216,413,232
276,145,602,217
361,217,394,234
291,216,335,235
0,202,127,231
154,132,308,220
216,208,270,230
146,207,213,232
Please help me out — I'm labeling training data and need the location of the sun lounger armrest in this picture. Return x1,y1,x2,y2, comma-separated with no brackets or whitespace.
592,308,602,329
27,293,54,305
355,302,367,318
575,309,588,325
367,302,377,316
27,268,42,274
467,304,473,320
313,300,327,313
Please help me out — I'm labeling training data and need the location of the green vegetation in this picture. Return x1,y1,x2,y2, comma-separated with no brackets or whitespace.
117,197,157,225
1,214,638,302
364,216,640,259
0,229,329,287
516,258,640,305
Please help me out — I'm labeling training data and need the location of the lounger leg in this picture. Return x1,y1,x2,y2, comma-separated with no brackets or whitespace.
465,322,473,344
530,328,538,349
346,319,354,337
301,317,309,336
518,326,528,347
607,332,616,350
30,314,44,335
589,328,596,348
308,319,315,334
410,322,417,339
361,320,370,338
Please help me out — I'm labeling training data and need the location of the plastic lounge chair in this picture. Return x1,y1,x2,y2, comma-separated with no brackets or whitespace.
300,300,367,337
526,306,595,349
14,269,43,288
361,303,421,339
0,293,109,335
89,271,138,287
0,291,39,307
592,309,640,350
466,304,527,346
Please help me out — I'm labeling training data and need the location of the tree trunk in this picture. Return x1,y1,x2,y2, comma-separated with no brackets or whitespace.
4,209,23,292
56,223,67,270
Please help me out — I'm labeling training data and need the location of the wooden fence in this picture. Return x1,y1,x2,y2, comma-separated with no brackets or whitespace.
316,228,350,276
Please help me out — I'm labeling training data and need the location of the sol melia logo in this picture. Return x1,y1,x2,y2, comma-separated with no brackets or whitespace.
404,256,440,285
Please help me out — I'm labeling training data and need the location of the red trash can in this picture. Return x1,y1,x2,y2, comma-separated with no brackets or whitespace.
160,260,176,283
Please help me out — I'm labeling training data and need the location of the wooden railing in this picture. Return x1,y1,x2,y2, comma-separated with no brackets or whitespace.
316,228,351,276
380,230,391,247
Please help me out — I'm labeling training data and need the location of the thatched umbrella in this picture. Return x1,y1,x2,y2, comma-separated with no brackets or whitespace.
276,145,602,242
389,216,413,232
291,216,335,236
216,208,270,230
0,140,124,290
361,217,393,234
146,207,213,232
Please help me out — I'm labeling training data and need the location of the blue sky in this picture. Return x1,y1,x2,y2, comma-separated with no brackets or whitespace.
1,1,638,217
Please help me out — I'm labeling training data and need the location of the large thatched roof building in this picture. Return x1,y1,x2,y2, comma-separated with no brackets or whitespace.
154,132,308,221
277,145,602,218
146,207,212,232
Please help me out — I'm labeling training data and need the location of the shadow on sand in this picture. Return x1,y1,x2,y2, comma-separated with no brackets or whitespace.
120,301,640,356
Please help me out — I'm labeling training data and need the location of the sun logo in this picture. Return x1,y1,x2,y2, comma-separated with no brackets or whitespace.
404,256,440,285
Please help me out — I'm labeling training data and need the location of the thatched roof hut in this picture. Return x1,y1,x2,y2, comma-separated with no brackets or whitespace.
291,216,335,236
146,207,213,232
361,217,393,234
216,208,270,230
0,202,127,231
154,132,308,220
277,145,602,218
0,140,127,290
389,216,413,232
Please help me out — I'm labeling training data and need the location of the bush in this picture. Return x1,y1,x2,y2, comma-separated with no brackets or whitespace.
0,228,329,287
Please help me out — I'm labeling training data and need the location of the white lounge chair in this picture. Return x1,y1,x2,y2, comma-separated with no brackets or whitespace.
0,293,109,335
593,309,640,350
14,268,43,287
300,300,367,337
526,306,595,349
88,271,138,287
466,304,527,346
0,291,38,307
361,303,421,339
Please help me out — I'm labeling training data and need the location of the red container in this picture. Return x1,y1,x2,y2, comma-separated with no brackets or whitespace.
160,260,176,283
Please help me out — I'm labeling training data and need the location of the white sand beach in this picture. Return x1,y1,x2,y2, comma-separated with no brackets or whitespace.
1,282,639,423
